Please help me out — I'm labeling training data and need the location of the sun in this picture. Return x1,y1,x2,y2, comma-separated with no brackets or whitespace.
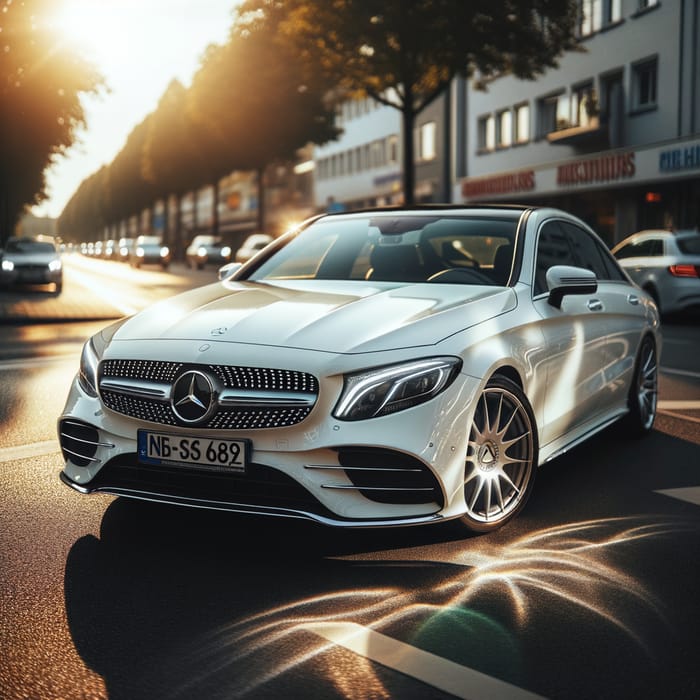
47,0,133,77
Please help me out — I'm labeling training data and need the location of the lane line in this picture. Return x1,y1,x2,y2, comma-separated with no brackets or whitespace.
661,367,700,380
300,621,544,700
657,400,700,410
655,487,700,507
0,354,77,371
0,440,60,463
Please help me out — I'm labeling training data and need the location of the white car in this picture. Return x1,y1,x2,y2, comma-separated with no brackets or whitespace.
612,229,700,316
235,233,273,263
58,206,660,533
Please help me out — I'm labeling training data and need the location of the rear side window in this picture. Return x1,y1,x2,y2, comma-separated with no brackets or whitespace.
616,238,663,258
677,236,700,255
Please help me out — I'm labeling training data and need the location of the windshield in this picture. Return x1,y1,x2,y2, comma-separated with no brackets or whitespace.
5,239,57,254
247,214,517,286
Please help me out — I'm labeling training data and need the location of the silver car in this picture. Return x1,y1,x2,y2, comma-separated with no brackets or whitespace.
612,230,700,315
0,237,63,294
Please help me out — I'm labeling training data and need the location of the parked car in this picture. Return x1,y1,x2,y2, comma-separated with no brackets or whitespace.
235,233,273,263
612,229,700,315
130,235,171,269
59,205,659,535
0,236,63,294
185,235,232,269
117,237,135,262
102,239,117,260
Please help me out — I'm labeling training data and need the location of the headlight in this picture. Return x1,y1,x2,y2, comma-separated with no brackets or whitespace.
160,246,170,257
221,246,231,258
197,246,207,257
78,338,100,397
333,357,462,421
48,259,62,271
1,260,14,271
136,247,145,257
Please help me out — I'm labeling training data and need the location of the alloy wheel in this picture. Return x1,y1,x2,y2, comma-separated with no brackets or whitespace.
463,380,536,528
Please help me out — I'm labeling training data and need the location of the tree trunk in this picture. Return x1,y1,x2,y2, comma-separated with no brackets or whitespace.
256,166,266,232
401,103,415,205
212,178,220,236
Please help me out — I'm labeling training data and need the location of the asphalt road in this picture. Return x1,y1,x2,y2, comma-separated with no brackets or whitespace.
1,256,699,699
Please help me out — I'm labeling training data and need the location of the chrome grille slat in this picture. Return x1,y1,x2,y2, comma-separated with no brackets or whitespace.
98,360,318,429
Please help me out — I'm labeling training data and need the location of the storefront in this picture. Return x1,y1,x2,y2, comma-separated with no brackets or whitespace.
456,137,700,247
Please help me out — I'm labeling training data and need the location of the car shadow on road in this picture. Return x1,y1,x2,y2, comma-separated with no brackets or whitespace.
62,425,700,700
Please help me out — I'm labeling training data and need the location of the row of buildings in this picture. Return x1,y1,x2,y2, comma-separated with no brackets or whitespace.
312,0,700,247
46,0,696,253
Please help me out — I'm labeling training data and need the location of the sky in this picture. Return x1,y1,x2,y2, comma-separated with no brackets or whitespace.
32,0,239,219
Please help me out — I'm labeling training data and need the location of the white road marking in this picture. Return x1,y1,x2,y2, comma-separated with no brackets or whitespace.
300,621,545,700
661,367,700,380
0,355,77,371
657,400,700,410
655,487,700,507
0,440,60,464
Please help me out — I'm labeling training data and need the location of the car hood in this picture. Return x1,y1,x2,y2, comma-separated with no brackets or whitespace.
112,279,516,354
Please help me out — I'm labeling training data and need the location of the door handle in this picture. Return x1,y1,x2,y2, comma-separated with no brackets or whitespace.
627,294,640,305
587,299,604,311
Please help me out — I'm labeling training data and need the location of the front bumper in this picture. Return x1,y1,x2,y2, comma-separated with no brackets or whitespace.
58,364,481,527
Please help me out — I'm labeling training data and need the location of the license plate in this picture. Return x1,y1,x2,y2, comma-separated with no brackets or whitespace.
137,430,247,473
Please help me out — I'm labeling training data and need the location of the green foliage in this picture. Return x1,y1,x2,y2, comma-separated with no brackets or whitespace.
238,0,580,202
0,0,103,243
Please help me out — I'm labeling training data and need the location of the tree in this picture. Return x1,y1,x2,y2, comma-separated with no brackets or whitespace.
0,0,102,243
143,79,207,257
238,0,580,204
188,8,340,230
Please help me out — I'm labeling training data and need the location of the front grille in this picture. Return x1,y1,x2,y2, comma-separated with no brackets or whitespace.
98,360,319,430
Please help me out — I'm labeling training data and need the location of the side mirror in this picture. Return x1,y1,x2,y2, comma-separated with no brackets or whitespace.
546,265,597,309
218,262,242,282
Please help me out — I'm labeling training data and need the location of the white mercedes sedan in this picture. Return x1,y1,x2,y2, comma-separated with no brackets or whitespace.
59,206,660,533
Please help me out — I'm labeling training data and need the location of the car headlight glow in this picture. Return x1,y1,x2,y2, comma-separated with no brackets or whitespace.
48,259,62,271
221,246,231,258
197,246,207,257
136,247,145,257
160,246,170,257
2,260,14,271
333,357,462,421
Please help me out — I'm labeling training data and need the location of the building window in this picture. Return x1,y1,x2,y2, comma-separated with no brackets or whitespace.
537,92,568,136
632,57,658,110
578,0,620,35
571,82,598,126
497,110,512,147
514,103,530,143
387,135,399,164
478,114,495,151
417,121,437,161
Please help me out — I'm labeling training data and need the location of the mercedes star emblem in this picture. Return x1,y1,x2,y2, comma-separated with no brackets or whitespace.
171,370,216,423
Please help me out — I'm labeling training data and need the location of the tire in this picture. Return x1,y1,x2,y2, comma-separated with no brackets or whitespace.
623,336,658,437
458,376,538,533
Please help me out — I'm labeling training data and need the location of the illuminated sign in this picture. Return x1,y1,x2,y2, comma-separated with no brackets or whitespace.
461,170,535,198
659,142,700,172
557,152,635,186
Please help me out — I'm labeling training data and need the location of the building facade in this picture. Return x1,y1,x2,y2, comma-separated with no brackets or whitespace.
453,0,700,246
